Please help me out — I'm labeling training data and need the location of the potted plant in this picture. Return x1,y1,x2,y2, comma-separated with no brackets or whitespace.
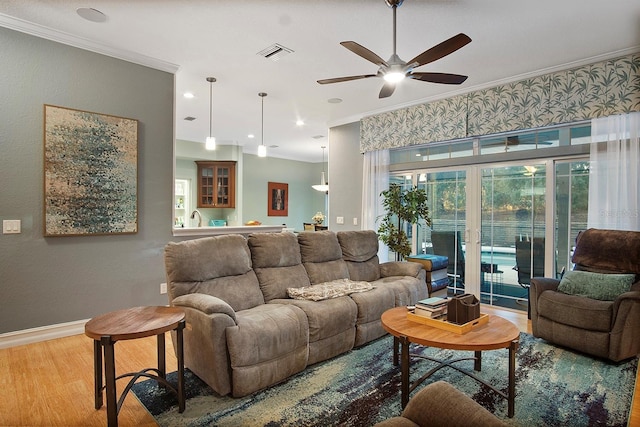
378,184,431,260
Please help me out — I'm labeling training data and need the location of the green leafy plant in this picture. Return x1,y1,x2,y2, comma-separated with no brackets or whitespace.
378,184,432,260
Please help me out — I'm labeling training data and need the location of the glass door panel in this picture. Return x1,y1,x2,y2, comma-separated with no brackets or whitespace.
417,170,467,295
555,160,589,274
480,163,546,311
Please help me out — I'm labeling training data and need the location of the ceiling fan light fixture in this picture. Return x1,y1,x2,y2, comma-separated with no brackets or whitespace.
205,77,216,151
383,71,405,83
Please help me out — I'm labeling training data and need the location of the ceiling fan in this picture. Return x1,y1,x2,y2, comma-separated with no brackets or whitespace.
317,0,471,99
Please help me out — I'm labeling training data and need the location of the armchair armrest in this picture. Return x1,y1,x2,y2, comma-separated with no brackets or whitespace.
530,277,560,293
380,261,422,278
172,293,237,321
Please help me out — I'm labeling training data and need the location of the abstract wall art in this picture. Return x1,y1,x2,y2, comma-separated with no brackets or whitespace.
44,105,138,236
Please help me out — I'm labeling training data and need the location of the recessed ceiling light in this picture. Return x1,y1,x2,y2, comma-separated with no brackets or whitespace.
183,92,194,99
328,98,342,104
296,120,304,126
76,8,107,23
248,134,255,139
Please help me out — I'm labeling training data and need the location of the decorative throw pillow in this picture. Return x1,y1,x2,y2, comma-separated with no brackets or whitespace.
287,278,374,301
557,270,636,301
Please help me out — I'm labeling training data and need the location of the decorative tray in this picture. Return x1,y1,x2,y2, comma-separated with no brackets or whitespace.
406,312,489,334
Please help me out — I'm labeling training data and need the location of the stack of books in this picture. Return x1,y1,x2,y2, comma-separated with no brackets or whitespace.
414,297,448,319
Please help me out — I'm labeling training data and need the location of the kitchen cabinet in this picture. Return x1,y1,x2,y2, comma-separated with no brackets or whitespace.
196,161,236,208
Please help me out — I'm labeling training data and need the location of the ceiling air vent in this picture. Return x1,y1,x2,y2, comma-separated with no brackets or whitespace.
184,116,196,121
257,43,294,62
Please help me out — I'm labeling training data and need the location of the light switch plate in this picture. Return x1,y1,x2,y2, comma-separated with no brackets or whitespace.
3,220,21,234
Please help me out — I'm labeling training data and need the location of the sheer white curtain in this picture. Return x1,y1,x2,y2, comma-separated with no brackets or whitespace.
362,149,389,261
588,112,640,231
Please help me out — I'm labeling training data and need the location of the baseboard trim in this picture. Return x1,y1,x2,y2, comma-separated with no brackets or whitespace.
0,319,89,349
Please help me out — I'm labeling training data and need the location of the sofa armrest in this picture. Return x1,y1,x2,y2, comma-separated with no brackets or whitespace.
609,290,640,361
173,293,237,322
380,261,422,278
375,381,506,427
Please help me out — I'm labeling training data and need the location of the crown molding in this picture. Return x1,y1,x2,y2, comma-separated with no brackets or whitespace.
0,12,180,74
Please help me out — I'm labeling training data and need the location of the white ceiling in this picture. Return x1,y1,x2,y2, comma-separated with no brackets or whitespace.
1,0,639,162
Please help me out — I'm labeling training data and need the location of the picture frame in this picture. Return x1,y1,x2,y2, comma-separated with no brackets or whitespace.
267,182,288,216
43,104,139,236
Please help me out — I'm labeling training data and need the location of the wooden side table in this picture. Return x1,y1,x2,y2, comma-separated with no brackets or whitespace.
85,306,186,427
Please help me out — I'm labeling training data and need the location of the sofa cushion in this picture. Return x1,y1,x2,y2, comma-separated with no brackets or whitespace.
249,232,301,268
538,290,613,332
248,232,311,301
337,230,382,282
287,279,374,301
164,235,265,311
298,231,350,284
226,304,309,397
557,270,635,301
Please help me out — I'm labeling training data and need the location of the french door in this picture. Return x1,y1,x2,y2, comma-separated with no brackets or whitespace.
401,158,588,312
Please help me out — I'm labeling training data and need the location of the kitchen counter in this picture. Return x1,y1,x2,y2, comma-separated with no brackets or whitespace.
172,224,285,237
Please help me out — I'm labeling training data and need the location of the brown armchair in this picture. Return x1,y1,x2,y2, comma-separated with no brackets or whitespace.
530,228,640,362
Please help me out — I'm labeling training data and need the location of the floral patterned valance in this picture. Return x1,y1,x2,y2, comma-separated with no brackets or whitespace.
360,53,640,152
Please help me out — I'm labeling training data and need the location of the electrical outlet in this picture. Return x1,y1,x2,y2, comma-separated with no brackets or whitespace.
160,282,167,294
336,216,344,224
353,217,358,226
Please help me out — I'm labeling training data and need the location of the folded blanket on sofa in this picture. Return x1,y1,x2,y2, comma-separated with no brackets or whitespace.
288,278,374,301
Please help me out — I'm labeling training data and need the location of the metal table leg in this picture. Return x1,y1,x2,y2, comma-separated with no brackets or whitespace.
101,335,118,427
93,340,103,409
177,320,186,412
508,339,518,418
400,335,410,409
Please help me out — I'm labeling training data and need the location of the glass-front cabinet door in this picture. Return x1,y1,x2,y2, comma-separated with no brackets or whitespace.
196,161,236,208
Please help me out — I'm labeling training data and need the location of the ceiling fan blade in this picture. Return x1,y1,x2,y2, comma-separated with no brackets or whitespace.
317,74,377,84
410,72,468,85
379,82,396,98
407,33,472,68
340,41,389,67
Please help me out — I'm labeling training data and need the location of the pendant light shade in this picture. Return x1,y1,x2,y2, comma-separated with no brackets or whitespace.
205,77,216,150
258,92,267,158
312,145,329,192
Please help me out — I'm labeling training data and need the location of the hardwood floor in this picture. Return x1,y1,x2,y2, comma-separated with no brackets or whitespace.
0,307,637,426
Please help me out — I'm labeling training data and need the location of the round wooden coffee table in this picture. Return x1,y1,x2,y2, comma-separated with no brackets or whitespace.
85,306,186,427
381,306,520,418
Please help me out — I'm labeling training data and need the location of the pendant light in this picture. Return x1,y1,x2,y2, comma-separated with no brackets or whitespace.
312,145,329,192
258,92,267,157
205,77,216,150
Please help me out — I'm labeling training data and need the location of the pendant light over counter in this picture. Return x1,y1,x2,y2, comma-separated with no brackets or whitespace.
205,77,216,150
312,145,329,193
258,92,267,158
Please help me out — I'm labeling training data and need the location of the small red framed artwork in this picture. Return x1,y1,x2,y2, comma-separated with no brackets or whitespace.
268,182,288,216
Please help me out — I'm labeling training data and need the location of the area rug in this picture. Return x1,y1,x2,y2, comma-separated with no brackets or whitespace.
132,333,637,426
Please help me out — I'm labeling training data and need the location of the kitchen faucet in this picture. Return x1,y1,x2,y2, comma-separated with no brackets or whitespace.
190,210,203,227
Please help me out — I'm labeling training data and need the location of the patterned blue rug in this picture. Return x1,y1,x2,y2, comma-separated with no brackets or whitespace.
132,333,637,426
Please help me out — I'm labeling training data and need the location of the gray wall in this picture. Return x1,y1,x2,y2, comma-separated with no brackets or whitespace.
328,122,364,231
0,27,175,333
243,154,326,230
